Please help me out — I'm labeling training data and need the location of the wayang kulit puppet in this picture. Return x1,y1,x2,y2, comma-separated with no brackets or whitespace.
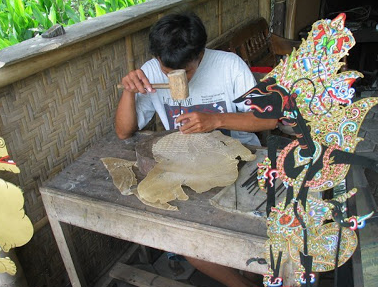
0,137,33,276
234,13,378,287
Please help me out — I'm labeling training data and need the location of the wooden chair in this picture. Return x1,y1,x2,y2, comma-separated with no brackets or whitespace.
208,17,300,68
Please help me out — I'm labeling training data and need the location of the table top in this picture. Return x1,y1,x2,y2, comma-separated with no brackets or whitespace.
42,130,267,237
40,130,269,274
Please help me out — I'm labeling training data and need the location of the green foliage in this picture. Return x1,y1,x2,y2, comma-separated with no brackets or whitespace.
0,0,147,50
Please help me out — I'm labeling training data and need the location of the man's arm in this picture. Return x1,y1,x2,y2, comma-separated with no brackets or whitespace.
115,69,156,139
115,90,138,139
176,112,277,134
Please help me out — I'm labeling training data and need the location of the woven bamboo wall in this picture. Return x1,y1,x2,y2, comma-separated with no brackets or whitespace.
0,0,261,286
0,38,129,287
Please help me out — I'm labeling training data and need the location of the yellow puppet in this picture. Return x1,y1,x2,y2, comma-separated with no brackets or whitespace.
0,138,20,174
0,137,33,275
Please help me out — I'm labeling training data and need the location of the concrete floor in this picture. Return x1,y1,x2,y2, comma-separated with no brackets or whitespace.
106,250,340,287
94,236,358,287
109,251,230,287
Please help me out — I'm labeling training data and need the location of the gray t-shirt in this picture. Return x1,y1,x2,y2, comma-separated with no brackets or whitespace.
135,48,260,145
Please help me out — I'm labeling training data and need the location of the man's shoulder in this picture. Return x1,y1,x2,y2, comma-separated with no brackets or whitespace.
204,49,246,69
141,58,165,80
141,58,160,70
205,48,241,60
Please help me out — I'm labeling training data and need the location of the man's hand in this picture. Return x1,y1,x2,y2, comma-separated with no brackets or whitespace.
176,112,220,134
176,111,278,135
121,69,156,94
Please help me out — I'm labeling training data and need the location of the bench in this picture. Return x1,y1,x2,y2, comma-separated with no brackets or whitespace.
207,17,300,73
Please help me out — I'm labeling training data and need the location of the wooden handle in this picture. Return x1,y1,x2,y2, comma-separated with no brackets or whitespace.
116,83,169,90
151,83,169,89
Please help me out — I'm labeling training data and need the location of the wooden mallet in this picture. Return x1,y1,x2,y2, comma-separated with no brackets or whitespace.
118,69,189,100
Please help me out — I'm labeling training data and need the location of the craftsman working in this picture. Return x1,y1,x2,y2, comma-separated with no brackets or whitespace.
115,12,275,287
115,12,277,145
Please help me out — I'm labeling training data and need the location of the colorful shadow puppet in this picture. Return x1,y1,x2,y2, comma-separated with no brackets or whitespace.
0,137,33,275
234,13,378,287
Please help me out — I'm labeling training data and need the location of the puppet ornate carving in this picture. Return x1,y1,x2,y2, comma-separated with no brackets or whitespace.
234,13,378,287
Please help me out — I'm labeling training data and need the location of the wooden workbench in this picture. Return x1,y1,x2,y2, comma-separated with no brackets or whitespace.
40,131,269,287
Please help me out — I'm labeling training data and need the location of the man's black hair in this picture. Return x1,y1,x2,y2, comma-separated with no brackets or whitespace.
149,12,207,69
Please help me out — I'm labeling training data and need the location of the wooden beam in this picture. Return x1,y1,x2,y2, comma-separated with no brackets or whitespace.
272,0,286,37
40,186,268,275
0,15,157,88
206,18,259,49
0,0,200,67
285,0,298,39
259,0,271,22
125,35,135,72
109,262,193,287
218,0,222,35
94,244,140,287
41,192,87,287
33,215,49,233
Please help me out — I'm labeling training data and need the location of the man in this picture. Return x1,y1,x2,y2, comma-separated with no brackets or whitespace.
115,12,274,287
115,12,277,143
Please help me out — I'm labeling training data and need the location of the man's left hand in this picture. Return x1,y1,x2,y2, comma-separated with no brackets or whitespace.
176,112,220,134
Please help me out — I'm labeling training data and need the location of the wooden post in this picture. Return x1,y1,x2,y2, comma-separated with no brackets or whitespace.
285,0,298,39
125,35,135,72
259,0,271,23
273,0,286,37
218,0,223,35
41,192,87,287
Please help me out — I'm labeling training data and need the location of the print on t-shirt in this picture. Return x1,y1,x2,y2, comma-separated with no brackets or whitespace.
164,101,228,129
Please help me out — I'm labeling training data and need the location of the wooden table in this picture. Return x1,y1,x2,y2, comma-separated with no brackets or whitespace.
40,131,269,287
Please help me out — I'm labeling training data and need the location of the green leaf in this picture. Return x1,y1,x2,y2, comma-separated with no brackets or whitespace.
25,5,33,15
0,38,13,50
78,4,85,22
0,12,9,30
48,4,57,25
0,25,5,38
118,0,126,7
110,0,117,11
9,33,19,44
56,0,63,10
45,0,53,10
88,8,95,18
13,0,25,16
5,0,15,15
22,29,33,40
64,4,80,23
31,3,47,28
126,0,135,6
95,3,106,17
7,12,15,33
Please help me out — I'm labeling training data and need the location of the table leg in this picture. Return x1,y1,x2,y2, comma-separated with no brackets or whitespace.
41,192,87,287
